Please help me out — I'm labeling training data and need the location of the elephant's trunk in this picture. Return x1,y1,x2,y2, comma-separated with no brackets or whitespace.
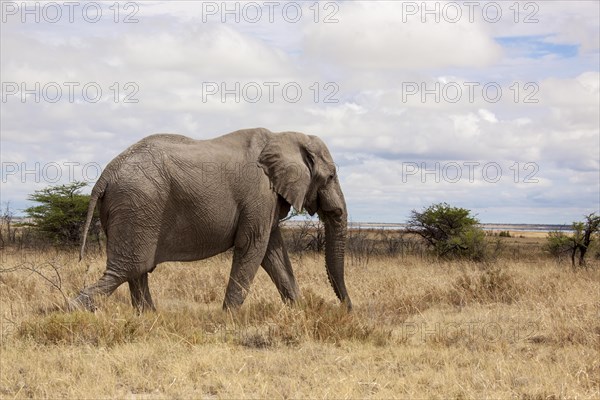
318,184,352,310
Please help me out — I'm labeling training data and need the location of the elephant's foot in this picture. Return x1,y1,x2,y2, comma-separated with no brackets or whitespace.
67,292,96,312
279,284,300,304
132,299,156,314
222,295,244,311
342,298,353,312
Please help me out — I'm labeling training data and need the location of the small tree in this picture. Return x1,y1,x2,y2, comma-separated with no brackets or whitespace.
24,182,98,246
575,213,600,266
407,202,486,260
546,213,600,267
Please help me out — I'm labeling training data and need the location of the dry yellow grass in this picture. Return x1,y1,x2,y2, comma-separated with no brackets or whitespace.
507,231,549,239
0,243,599,398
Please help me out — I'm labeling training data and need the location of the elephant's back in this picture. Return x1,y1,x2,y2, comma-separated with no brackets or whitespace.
139,133,196,145
101,134,191,179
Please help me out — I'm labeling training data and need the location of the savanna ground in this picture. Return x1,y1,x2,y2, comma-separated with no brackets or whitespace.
0,230,598,399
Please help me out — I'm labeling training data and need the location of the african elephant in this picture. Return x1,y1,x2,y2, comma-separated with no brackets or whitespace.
74,128,352,312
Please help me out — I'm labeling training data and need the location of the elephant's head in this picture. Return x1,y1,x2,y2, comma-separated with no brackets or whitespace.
259,132,352,309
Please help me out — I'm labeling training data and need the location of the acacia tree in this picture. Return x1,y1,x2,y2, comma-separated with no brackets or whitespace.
407,202,486,260
25,181,99,246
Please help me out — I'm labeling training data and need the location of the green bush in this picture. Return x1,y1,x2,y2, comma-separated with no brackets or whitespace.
454,226,488,262
407,202,488,261
544,230,572,259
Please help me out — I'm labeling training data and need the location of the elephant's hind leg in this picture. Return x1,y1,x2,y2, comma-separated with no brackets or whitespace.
69,270,126,311
128,272,156,313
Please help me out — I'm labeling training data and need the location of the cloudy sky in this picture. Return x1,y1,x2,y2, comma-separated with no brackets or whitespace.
1,1,599,224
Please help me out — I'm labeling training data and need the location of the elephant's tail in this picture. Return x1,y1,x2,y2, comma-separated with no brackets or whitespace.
79,178,107,261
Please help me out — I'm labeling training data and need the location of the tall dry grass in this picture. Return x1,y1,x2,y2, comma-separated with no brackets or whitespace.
0,238,599,398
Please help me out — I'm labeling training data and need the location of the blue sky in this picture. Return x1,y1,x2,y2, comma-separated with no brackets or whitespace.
496,35,579,59
1,1,599,224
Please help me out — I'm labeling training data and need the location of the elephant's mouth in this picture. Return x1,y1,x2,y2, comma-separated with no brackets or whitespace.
324,206,344,218
305,203,318,216
304,191,319,215
314,192,343,218
307,195,342,218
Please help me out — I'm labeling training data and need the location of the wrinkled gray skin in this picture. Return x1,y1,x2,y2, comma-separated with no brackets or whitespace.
74,128,351,312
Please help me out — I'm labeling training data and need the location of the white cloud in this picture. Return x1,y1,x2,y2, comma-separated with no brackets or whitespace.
451,113,481,138
478,109,498,124
304,2,503,70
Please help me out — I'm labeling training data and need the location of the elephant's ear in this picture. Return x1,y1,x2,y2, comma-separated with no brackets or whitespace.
258,133,314,213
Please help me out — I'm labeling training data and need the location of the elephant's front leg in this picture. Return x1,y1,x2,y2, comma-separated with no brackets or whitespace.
261,227,300,303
